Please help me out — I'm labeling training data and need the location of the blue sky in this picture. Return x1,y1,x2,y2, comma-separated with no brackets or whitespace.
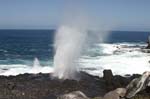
0,0,150,31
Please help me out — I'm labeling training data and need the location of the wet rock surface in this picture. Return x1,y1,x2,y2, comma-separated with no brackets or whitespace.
0,71,148,99
146,36,150,49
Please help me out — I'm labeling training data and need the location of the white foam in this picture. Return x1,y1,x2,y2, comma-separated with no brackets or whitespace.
0,65,54,76
0,58,54,76
79,43,150,76
96,43,118,55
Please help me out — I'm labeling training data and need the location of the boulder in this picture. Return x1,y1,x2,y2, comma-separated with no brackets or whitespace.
103,70,128,91
103,70,114,91
103,88,126,99
57,91,89,99
146,36,150,49
125,71,150,98
103,70,113,85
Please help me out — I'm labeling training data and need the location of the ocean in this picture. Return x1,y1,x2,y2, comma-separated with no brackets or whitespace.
0,30,150,76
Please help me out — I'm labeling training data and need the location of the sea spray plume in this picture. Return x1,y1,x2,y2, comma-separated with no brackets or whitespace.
53,0,89,79
53,26,87,79
32,57,42,73
33,57,41,68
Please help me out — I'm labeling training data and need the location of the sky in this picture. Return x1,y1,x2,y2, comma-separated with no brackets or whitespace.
0,0,150,31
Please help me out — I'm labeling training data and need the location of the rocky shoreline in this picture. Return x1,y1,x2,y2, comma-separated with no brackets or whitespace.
0,70,149,99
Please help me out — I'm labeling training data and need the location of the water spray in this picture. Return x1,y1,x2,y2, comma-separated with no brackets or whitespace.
53,26,87,79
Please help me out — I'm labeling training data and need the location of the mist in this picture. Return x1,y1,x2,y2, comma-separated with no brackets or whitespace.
52,1,114,79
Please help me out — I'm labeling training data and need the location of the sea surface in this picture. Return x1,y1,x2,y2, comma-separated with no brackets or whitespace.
0,30,150,76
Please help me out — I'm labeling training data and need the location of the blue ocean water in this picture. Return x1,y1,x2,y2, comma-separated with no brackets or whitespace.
0,30,149,66
108,31,150,43
0,30,55,66
0,29,150,76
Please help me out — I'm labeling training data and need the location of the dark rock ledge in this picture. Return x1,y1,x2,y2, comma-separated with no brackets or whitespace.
0,70,149,99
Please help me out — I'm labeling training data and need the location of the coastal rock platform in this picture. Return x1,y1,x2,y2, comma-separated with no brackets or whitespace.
0,71,149,99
